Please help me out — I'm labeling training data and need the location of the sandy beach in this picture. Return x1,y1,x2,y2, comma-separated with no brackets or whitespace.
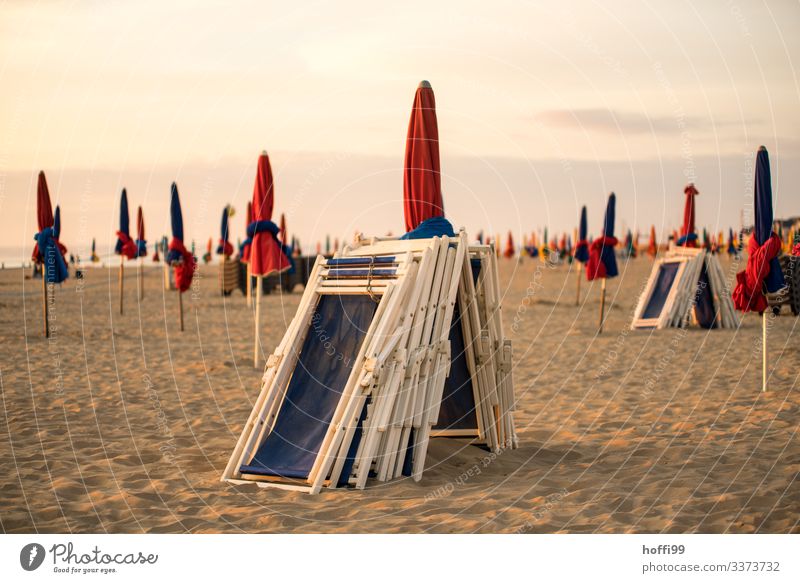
0,254,797,534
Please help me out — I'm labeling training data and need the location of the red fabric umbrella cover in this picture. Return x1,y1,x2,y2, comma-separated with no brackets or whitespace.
249,153,290,277
403,81,444,232
32,171,55,262
680,184,699,247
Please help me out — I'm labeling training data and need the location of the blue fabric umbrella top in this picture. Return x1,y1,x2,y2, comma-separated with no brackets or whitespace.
119,188,130,236
54,205,61,239
574,205,589,263
170,182,184,242
579,205,587,241
754,146,784,292
220,206,229,242
603,192,616,237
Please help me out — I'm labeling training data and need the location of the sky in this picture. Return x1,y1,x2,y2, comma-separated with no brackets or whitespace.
1,0,799,260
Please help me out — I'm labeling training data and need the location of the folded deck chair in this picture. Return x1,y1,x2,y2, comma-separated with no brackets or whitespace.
632,245,738,329
223,232,517,493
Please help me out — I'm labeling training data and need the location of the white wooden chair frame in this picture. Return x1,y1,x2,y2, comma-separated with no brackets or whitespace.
632,245,738,330
222,231,517,494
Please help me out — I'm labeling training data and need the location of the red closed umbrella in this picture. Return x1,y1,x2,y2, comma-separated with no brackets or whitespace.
647,225,657,258
504,231,515,258
249,152,290,277
32,171,55,262
679,184,699,247
403,81,446,233
249,151,290,367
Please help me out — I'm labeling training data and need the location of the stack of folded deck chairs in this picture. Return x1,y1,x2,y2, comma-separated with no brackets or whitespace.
222,230,517,494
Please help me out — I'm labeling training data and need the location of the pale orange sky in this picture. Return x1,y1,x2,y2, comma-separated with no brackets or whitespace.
1,0,799,258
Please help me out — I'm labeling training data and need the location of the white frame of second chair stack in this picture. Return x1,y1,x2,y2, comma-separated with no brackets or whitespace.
631,244,739,330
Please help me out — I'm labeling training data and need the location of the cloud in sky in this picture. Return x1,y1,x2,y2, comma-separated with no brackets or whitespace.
535,109,710,135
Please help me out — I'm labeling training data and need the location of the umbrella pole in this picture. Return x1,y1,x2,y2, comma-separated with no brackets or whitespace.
178,289,184,332
762,311,768,392
119,257,124,315
138,257,144,300
598,278,607,334
246,263,252,307
575,264,582,306
254,275,262,368
41,267,49,338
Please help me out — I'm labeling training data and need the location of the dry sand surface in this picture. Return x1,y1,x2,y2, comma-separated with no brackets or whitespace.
0,254,798,533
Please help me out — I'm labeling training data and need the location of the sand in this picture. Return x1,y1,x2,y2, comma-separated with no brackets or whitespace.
0,254,797,533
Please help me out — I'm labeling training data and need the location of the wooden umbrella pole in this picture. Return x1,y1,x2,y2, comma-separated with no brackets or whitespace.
138,257,144,300
254,275,262,368
762,311,768,392
246,263,253,307
575,264,582,306
119,258,124,315
41,267,49,338
598,277,607,334
178,289,184,332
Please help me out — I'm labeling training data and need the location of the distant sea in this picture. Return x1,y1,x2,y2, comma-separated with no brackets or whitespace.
0,244,117,269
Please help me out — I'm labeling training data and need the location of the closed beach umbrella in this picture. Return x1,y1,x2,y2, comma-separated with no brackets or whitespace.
249,152,290,367
32,171,67,336
647,225,658,258
402,81,454,239
115,189,137,259
167,183,196,293
503,231,514,258
574,206,589,263
53,205,68,258
587,193,618,280
732,147,785,392
217,205,234,256
32,175,67,284
678,184,699,247
248,152,290,277
280,213,288,253
135,206,147,257
587,193,618,333
733,147,784,312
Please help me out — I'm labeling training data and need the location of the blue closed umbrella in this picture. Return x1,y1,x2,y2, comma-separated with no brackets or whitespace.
754,147,784,292
574,205,589,263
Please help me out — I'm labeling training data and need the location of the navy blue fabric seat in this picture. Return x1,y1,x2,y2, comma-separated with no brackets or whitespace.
240,295,378,479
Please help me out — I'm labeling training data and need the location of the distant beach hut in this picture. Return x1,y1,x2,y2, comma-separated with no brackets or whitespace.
587,192,618,333
249,151,291,367
732,147,785,392
166,183,195,332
